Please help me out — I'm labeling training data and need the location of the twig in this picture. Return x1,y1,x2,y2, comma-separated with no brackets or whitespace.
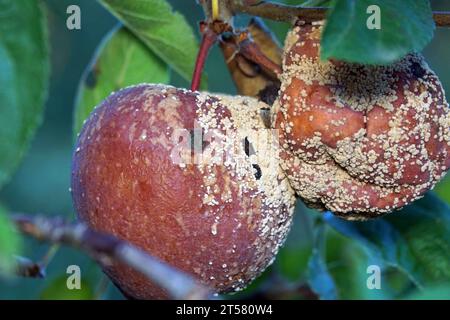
14,256,46,278
238,36,282,76
227,1,327,23
94,274,111,300
433,12,450,27
13,244,59,279
225,1,450,27
40,244,60,267
218,17,282,98
12,214,213,300
191,24,218,91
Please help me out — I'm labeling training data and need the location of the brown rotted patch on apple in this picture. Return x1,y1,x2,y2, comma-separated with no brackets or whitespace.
274,20,450,219
72,84,295,299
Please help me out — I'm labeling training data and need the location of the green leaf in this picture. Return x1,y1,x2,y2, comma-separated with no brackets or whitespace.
433,176,450,205
40,275,95,300
306,223,337,300
277,247,312,282
406,285,450,300
74,26,169,136
321,0,435,64
0,206,21,274
325,229,393,299
307,249,337,300
98,0,199,82
324,193,450,288
298,0,332,6
0,0,50,188
276,203,315,282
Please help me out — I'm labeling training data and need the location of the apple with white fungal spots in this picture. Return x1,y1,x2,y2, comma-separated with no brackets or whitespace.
71,84,296,299
274,20,450,220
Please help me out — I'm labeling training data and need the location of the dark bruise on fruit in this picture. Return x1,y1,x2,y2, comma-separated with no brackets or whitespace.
71,84,295,299
274,20,450,220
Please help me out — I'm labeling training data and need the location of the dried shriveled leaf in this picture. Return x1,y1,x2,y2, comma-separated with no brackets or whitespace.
220,18,281,100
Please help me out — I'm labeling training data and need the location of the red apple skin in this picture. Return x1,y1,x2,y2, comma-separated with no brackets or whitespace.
274,21,450,220
72,84,295,299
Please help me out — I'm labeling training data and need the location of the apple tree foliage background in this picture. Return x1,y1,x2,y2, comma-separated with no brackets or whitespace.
0,0,450,300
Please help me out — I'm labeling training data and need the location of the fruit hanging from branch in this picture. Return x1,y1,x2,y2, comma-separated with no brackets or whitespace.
71,84,296,299
273,20,450,220
66,1,450,300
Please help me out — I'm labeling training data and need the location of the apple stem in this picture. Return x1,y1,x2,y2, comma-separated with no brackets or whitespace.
238,38,282,77
191,27,218,92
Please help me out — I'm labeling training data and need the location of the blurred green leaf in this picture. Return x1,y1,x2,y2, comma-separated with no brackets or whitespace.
298,0,331,6
277,247,311,282
406,285,450,300
98,0,199,82
325,229,393,299
276,203,314,282
0,0,49,188
74,26,170,136
0,206,21,274
433,177,450,205
324,193,450,288
40,275,94,300
321,0,434,64
307,249,337,299
306,223,337,300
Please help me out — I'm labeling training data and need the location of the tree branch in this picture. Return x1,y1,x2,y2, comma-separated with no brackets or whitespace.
227,1,326,23
12,214,214,300
225,1,450,27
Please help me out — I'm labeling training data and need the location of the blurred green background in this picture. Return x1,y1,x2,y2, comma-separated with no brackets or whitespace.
0,0,449,299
